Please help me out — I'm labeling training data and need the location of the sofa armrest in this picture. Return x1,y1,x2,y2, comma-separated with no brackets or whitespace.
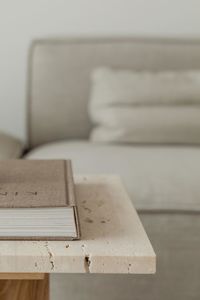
0,131,24,159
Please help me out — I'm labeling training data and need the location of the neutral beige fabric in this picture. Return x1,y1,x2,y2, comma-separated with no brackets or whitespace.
0,132,23,159
90,106,200,144
26,140,200,212
28,38,200,147
90,67,200,106
27,38,200,299
89,68,200,144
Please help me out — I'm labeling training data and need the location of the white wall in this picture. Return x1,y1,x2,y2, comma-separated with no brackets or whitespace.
1,0,200,141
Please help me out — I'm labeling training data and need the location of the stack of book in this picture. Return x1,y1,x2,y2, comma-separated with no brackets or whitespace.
0,159,80,240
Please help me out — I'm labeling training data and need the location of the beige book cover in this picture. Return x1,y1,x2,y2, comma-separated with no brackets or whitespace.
0,159,80,240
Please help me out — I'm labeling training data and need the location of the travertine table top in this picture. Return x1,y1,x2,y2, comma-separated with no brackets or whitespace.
0,175,156,274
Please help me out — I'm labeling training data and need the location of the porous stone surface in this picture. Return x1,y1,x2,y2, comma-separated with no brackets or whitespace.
0,175,156,274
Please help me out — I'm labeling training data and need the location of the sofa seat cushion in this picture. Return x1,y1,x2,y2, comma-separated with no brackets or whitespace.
26,141,200,212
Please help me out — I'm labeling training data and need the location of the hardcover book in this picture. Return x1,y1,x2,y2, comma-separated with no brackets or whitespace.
0,159,80,240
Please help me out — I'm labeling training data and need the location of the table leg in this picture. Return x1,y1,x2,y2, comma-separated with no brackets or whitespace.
0,273,49,300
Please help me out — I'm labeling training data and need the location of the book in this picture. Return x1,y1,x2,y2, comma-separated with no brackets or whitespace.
0,159,80,240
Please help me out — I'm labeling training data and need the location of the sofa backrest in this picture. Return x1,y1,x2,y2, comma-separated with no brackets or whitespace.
28,37,200,148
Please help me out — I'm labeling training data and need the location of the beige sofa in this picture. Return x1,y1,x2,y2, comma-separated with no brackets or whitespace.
1,38,200,299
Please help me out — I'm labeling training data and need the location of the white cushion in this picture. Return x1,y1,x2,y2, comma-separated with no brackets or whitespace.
89,67,200,144
26,141,200,212
0,132,23,159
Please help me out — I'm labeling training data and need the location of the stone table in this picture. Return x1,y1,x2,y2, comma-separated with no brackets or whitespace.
0,175,156,300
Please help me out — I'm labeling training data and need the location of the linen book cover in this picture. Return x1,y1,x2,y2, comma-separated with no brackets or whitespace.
0,159,80,240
